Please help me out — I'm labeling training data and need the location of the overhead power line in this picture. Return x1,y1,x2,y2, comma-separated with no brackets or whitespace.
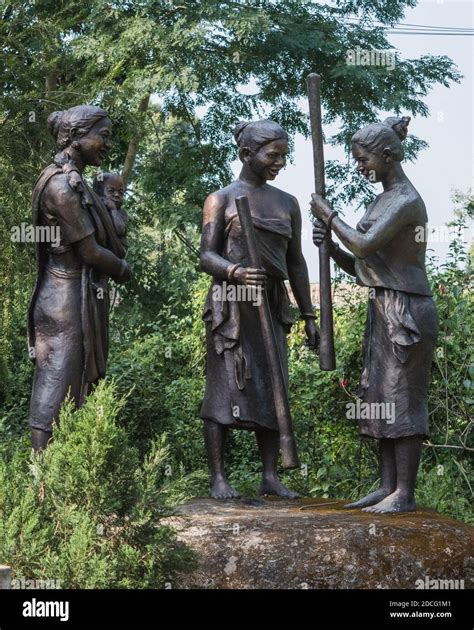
341,17,474,36
399,22,474,31
387,30,474,36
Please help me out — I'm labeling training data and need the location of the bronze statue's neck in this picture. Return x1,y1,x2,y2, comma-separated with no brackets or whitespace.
238,164,267,188
62,147,85,173
382,162,409,192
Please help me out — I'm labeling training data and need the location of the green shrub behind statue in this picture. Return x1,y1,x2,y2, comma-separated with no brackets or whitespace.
0,381,195,588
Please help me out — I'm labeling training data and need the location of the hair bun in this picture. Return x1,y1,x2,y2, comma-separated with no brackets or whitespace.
47,110,64,140
383,115,410,141
232,120,250,145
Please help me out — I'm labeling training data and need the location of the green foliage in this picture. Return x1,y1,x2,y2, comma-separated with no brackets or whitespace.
0,382,196,587
0,0,471,587
0,0,461,380
0,357,34,452
0,215,471,596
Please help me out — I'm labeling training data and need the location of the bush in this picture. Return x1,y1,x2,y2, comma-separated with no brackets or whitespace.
0,381,196,588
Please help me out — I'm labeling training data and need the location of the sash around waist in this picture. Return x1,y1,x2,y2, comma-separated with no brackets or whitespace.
46,264,82,279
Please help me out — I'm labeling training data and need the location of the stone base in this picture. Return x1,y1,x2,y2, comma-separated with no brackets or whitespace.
163,497,474,589
0,565,11,590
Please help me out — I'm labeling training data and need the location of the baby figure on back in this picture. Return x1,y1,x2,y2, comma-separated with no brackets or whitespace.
93,172,128,250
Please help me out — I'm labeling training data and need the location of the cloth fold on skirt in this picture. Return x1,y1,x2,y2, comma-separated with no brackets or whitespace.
200,213,294,431
358,288,439,439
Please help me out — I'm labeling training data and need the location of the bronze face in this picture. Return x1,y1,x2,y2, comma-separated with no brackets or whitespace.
244,138,288,181
103,174,125,208
352,141,391,183
73,117,113,167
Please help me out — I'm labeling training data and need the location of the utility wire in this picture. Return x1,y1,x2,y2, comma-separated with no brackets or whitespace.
340,17,474,36
341,17,473,30
387,30,474,36
399,22,474,31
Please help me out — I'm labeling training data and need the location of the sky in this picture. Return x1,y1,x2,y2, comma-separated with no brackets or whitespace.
230,0,474,281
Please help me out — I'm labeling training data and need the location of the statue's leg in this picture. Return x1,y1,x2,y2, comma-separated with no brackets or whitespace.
256,430,299,498
345,438,396,509
31,428,52,453
363,435,421,513
395,435,422,505
203,420,240,499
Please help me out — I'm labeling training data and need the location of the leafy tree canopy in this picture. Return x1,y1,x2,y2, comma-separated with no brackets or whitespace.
0,0,461,377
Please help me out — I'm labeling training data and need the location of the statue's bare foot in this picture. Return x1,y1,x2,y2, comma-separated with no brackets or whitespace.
344,488,392,509
259,476,299,499
210,476,240,500
362,490,416,513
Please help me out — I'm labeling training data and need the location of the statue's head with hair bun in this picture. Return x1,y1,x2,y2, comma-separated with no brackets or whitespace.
47,110,65,144
232,118,289,182
351,115,411,184
233,119,288,153
351,116,410,162
47,105,112,168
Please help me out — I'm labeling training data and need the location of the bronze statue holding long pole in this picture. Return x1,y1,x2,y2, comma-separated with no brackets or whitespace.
236,195,299,469
311,116,439,512
200,119,318,499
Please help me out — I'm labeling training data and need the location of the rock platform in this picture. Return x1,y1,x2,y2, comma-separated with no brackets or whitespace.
163,497,474,589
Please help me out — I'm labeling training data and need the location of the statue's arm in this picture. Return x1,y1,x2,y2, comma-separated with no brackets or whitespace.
199,191,234,280
286,197,315,316
331,200,415,259
329,241,357,276
44,176,131,282
74,235,130,282
312,219,356,275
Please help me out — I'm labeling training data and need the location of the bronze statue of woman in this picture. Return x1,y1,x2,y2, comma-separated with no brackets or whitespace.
28,105,132,452
311,116,439,513
200,119,318,499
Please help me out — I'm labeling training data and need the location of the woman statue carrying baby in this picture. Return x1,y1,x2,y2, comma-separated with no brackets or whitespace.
28,105,132,451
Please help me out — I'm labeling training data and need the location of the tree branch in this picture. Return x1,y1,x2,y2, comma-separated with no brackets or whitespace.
424,441,474,453
121,93,151,188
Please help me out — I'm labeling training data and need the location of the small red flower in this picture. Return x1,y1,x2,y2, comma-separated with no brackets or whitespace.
439,284,446,295
339,378,349,389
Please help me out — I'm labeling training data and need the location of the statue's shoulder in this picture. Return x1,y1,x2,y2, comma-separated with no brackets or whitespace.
204,182,237,210
41,169,83,207
397,183,426,222
284,190,299,209
266,183,298,206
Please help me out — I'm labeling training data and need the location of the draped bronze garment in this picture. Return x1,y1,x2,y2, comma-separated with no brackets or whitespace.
355,211,439,439
28,160,125,432
201,214,293,431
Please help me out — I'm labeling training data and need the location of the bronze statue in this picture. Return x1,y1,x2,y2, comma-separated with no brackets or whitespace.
28,106,132,452
311,116,439,513
92,172,128,250
200,119,318,499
